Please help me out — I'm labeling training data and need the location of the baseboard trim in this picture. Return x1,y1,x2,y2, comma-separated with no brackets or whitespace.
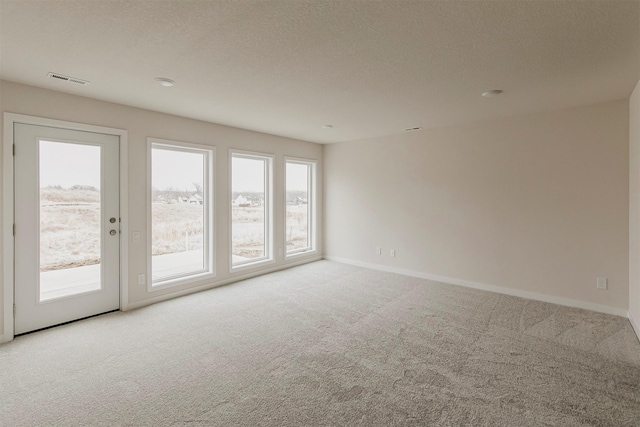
629,311,640,343
125,256,322,311
324,256,627,318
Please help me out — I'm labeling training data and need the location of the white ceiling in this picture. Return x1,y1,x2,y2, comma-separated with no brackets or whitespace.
1,1,638,144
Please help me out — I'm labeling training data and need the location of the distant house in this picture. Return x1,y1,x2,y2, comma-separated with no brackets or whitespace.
188,194,203,205
232,195,251,207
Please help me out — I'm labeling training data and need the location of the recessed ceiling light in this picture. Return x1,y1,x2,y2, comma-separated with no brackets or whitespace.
482,89,503,98
322,124,333,129
155,77,176,87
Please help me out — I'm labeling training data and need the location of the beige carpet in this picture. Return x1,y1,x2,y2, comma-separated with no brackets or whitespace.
1,260,639,426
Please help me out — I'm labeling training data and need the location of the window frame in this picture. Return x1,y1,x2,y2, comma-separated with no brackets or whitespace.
284,157,317,258
229,149,275,271
147,138,215,290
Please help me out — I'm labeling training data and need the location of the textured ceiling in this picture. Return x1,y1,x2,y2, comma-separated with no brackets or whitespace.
0,0,638,144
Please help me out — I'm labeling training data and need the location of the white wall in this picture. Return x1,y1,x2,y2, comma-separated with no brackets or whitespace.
0,80,322,340
630,79,640,338
325,100,629,314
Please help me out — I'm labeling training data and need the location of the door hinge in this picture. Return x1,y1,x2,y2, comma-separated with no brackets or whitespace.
12,144,15,156
13,224,16,236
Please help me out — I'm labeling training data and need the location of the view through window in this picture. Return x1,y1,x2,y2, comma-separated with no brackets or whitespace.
231,152,272,267
150,141,213,284
286,159,314,255
39,140,102,301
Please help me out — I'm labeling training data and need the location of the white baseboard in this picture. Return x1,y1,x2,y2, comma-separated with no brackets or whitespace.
125,256,322,311
324,256,628,318
629,310,640,343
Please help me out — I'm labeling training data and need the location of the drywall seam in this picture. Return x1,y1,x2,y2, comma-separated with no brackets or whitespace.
124,255,322,311
325,256,627,318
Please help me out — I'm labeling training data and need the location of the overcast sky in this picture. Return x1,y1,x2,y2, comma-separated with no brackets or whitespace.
39,141,309,193
152,148,204,191
39,141,101,189
286,162,309,192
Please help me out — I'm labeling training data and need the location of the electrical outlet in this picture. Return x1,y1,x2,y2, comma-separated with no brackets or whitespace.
390,249,396,257
376,247,382,255
597,277,607,290
137,273,146,285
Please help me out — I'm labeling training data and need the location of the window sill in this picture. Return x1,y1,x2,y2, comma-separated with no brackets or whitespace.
285,248,318,260
149,270,216,291
230,257,275,273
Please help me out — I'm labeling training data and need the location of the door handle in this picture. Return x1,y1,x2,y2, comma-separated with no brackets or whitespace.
109,230,117,236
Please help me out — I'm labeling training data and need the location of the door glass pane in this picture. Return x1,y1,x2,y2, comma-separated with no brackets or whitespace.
39,140,102,302
151,147,207,282
231,156,266,265
286,162,310,252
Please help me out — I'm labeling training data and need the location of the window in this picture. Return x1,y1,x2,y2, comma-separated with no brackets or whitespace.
285,158,316,256
149,139,214,287
230,151,273,268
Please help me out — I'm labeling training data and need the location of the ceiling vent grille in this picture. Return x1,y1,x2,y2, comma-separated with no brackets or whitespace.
404,126,423,132
47,72,89,85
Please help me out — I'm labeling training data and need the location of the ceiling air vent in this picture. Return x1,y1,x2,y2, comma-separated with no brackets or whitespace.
47,72,89,85
404,126,422,132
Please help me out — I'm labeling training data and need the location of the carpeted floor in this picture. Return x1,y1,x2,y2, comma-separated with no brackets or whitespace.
1,260,639,426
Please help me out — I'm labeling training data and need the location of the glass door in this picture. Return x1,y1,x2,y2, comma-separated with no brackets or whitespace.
14,123,120,334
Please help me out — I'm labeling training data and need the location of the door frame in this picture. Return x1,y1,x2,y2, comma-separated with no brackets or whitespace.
2,113,129,343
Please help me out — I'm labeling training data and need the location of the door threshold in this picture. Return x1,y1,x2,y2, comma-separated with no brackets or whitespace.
14,309,120,337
